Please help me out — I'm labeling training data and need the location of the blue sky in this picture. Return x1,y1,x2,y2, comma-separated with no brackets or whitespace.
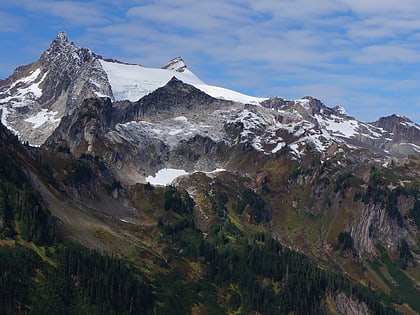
1,0,420,123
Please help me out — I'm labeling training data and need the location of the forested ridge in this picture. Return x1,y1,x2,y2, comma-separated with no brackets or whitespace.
0,130,153,314
156,205,402,315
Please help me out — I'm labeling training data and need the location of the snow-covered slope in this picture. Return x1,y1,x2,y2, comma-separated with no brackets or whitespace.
100,59,204,101
100,59,266,105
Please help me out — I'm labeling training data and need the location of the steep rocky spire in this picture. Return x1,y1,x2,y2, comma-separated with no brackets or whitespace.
48,31,72,52
56,31,69,43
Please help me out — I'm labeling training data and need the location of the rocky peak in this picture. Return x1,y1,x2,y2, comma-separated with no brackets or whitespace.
372,114,420,143
262,96,338,123
334,105,347,115
162,57,187,72
262,96,323,114
145,76,211,102
118,77,219,123
37,32,108,114
373,114,416,130
55,31,70,45
0,31,112,146
46,31,73,55
299,96,325,114
42,31,95,63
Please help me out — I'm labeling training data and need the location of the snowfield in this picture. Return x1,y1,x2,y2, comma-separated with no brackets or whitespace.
100,59,266,104
145,168,189,186
145,168,227,186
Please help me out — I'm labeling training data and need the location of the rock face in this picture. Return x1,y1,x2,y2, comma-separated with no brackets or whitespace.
42,75,420,188
351,204,414,257
45,78,240,183
45,97,113,155
261,96,420,158
334,293,370,315
114,77,222,123
372,114,420,142
0,31,112,145
36,31,112,114
371,114,420,156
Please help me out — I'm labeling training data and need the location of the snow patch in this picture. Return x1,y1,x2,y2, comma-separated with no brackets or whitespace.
146,168,189,186
195,84,266,105
203,168,225,174
271,141,286,153
25,109,60,128
1,70,47,105
10,68,42,89
315,114,359,138
100,60,204,102
400,120,420,130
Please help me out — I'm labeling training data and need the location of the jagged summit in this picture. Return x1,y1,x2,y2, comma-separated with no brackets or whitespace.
162,57,187,72
47,31,73,53
55,31,69,44
0,31,111,145
372,114,419,133
371,114,420,146
375,113,413,124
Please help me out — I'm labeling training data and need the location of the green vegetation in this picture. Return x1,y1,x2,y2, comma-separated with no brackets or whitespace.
156,204,401,314
337,231,353,252
0,242,154,314
373,244,420,313
362,166,420,226
334,171,363,198
164,185,195,214
0,136,154,314
236,188,269,223
409,200,420,229
0,176,55,246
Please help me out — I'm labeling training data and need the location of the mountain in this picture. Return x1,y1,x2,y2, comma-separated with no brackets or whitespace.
1,32,419,159
0,32,263,146
0,32,419,314
44,79,420,188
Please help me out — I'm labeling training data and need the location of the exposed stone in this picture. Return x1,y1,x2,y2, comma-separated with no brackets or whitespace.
351,202,419,265
334,293,370,315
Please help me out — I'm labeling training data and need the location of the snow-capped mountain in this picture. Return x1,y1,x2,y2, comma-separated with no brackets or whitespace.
99,56,265,104
1,31,419,163
0,31,111,145
0,32,263,145
43,76,419,186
